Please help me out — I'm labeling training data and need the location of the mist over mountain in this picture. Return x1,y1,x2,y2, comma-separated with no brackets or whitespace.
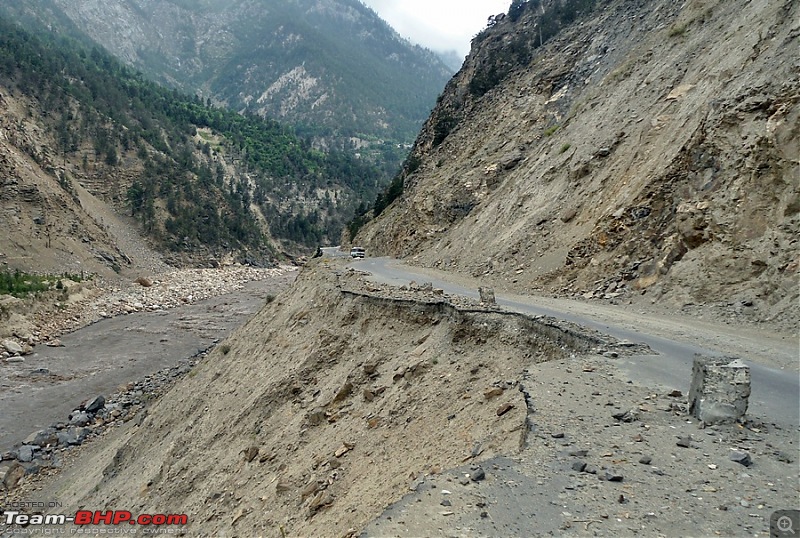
435,49,467,72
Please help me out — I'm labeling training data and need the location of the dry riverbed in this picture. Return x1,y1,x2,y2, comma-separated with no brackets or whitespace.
0,265,297,456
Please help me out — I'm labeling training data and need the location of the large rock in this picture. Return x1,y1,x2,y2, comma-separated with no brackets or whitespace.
1,339,22,355
85,395,106,413
16,445,36,463
69,412,91,427
499,150,523,170
688,355,750,424
23,428,58,448
57,427,89,446
1,462,25,490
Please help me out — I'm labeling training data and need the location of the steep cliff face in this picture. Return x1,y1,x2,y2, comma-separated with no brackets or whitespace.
358,0,799,328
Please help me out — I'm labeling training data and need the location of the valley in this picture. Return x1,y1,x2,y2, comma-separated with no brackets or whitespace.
2,255,796,537
0,266,296,456
0,0,797,536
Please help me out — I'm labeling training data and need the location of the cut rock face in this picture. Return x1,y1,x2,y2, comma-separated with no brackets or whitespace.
688,355,750,425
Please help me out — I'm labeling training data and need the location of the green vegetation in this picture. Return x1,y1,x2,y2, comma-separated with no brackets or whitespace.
471,0,599,97
348,150,422,240
199,1,451,143
0,270,88,298
347,202,369,241
432,114,460,147
0,16,385,252
1,0,452,146
373,174,405,218
668,24,688,37
560,143,571,153
544,125,560,137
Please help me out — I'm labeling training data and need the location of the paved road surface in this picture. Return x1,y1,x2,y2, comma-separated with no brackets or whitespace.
353,257,799,429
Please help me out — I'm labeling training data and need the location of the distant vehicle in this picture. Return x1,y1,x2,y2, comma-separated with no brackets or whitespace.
350,246,366,259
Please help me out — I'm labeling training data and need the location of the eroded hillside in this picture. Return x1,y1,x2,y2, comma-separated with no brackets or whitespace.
0,86,164,278
357,0,799,331
6,261,621,536
6,259,798,536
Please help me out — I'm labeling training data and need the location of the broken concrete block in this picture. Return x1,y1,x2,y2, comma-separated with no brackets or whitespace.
688,355,750,425
478,287,496,304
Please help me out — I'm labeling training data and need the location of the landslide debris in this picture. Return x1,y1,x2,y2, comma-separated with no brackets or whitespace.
8,260,796,537
356,0,800,333
5,260,607,536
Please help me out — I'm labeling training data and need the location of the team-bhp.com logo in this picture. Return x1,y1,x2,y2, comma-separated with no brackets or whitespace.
3,510,188,526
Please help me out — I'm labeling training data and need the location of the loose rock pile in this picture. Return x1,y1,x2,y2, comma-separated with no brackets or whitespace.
0,266,295,361
1,355,201,490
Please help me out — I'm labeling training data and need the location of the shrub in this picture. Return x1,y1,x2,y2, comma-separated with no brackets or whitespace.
544,125,560,137
668,24,688,37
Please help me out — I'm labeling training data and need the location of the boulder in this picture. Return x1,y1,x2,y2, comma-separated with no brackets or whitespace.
69,412,91,427
499,150,523,170
1,462,25,490
85,395,106,413
1,339,22,355
23,428,58,448
57,427,88,446
16,445,36,463
730,450,753,467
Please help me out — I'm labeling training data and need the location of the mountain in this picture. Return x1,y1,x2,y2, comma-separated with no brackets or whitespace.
0,16,385,276
436,49,467,72
355,0,799,329
3,1,798,536
0,0,453,147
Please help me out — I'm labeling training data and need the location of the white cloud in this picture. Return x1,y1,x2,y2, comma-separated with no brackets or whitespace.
361,0,510,57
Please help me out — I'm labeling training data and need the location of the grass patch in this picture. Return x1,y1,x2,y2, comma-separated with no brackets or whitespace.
220,344,231,355
0,270,90,298
560,143,572,154
544,125,560,137
668,24,688,37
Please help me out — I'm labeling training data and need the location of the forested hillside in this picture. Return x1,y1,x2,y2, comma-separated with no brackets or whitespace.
0,0,452,151
0,17,384,259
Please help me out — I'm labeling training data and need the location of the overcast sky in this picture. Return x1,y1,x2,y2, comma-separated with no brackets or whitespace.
360,0,511,58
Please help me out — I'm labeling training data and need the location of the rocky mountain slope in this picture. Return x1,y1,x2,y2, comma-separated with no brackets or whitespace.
5,259,797,536
0,17,390,274
1,0,452,146
0,86,164,280
356,0,799,331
